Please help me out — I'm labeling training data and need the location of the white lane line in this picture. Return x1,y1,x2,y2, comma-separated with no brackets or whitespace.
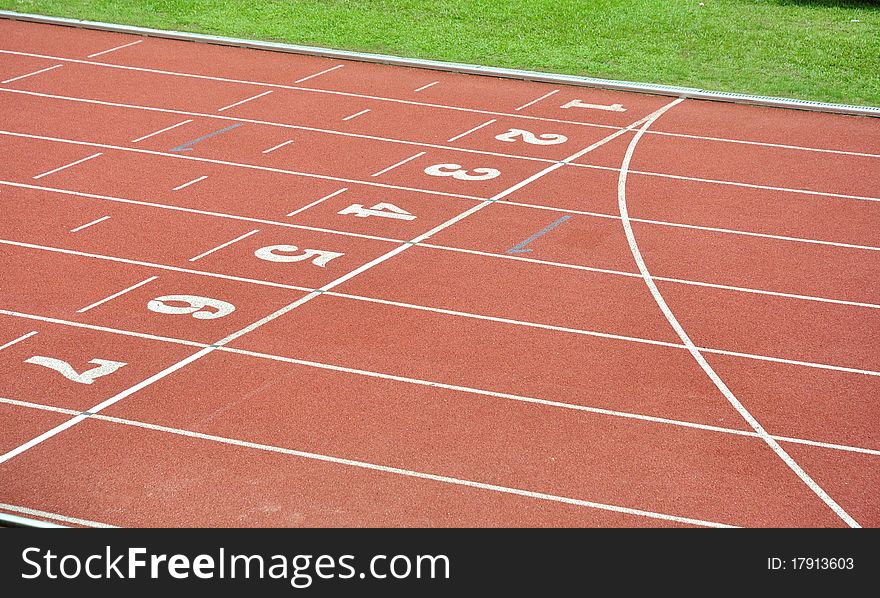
262,139,294,154
573,163,880,204
131,118,193,143
76,276,159,313
515,89,560,111
617,98,861,528
0,500,115,528
371,151,426,177
1,63,63,84
287,187,348,217
1,316,877,458
293,64,344,84
0,396,730,528
172,175,208,191
217,90,273,112
188,229,260,262
342,108,370,121
447,119,497,143
414,81,439,92
69,215,111,233
32,152,102,179
0,331,38,352
1,129,484,201
86,39,143,58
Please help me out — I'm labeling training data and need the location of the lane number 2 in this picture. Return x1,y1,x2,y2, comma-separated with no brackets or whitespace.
24,356,126,385
494,128,568,145
254,245,344,267
424,163,500,181
147,295,235,319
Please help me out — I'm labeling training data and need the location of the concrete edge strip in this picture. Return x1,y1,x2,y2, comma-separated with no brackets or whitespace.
1,10,878,118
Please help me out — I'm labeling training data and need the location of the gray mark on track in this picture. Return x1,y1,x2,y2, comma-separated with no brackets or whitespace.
506,215,572,254
170,123,244,152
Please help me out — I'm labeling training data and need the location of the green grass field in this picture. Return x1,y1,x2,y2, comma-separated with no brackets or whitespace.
2,0,878,106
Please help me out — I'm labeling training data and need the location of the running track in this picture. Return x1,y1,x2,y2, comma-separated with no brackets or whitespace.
0,17,878,528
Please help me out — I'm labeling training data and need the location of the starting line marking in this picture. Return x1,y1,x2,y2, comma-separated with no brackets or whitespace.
32,152,102,180
69,215,111,233
506,215,572,254
262,139,294,154
172,175,208,191
293,64,344,84
76,276,159,313
342,108,370,121
448,119,497,143
1,63,63,84
0,331,38,352
188,229,260,262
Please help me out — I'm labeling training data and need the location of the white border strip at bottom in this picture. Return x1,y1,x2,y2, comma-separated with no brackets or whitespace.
1,10,878,118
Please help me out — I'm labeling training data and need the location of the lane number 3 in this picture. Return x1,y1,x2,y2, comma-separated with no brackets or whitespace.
424,163,500,181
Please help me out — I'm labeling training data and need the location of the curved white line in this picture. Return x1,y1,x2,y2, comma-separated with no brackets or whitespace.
617,97,860,528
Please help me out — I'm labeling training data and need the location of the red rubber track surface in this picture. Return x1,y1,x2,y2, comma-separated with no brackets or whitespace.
0,18,878,528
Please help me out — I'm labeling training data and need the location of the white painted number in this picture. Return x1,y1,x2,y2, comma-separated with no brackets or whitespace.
24,356,126,385
423,163,500,181
338,202,416,221
494,128,568,145
254,245,344,267
560,99,626,112
147,295,235,319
